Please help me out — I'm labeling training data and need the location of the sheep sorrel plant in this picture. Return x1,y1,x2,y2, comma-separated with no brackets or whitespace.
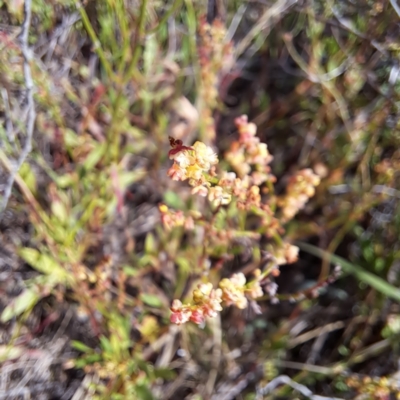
163,115,321,325
4,0,400,398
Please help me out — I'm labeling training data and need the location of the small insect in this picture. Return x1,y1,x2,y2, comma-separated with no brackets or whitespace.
168,136,194,157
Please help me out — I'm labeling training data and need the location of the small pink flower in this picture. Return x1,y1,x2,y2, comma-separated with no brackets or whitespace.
192,141,218,170
208,185,232,206
191,185,209,197
193,282,214,304
170,308,192,325
167,163,186,181
219,273,248,309
170,299,192,325
189,309,205,324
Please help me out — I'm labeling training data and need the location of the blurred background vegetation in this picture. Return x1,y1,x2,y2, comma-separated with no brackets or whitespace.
1,0,400,399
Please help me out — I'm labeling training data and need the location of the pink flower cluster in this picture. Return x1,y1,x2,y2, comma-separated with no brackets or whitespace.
167,139,230,205
170,273,264,325
170,282,222,325
159,204,195,231
225,115,274,184
278,168,321,221
166,114,322,326
197,18,233,142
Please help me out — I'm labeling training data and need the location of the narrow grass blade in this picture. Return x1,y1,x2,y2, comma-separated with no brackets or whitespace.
298,242,400,302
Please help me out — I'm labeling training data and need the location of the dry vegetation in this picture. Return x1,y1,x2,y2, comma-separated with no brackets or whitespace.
1,0,400,399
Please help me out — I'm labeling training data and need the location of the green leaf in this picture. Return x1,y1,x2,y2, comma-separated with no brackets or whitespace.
50,224,69,245
51,201,68,224
153,367,176,380
19,248,67,281
71,340,94,354
144,233,156,255
19,162,37,195
163,190,185,209
111,394,124,400
83,143,107,170
138,254,159,268
99,336,113,354
73,359,88,369
135,384,155,400
175,256,191,274
1,287,40,322
83,354,102,364
0,345,24,362
55,173,77,188
298,242,400,302
140,293,162,308
123,265,139,277
118,168,146,187
64,128,80,147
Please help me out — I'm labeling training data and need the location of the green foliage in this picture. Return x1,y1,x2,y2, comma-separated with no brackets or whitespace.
1,286,40,322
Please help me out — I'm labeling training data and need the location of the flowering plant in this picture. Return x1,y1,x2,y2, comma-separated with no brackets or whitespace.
163,115,321,325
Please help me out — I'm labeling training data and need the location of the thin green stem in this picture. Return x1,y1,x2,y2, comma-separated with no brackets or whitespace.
109,0,148,160
184,0,200,87
77,1,114,79
273,232,284,247
125,0,148,82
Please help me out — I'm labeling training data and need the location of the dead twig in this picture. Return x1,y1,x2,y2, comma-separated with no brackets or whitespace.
256,375,344,400
0,0,36,213
389,0,400,18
